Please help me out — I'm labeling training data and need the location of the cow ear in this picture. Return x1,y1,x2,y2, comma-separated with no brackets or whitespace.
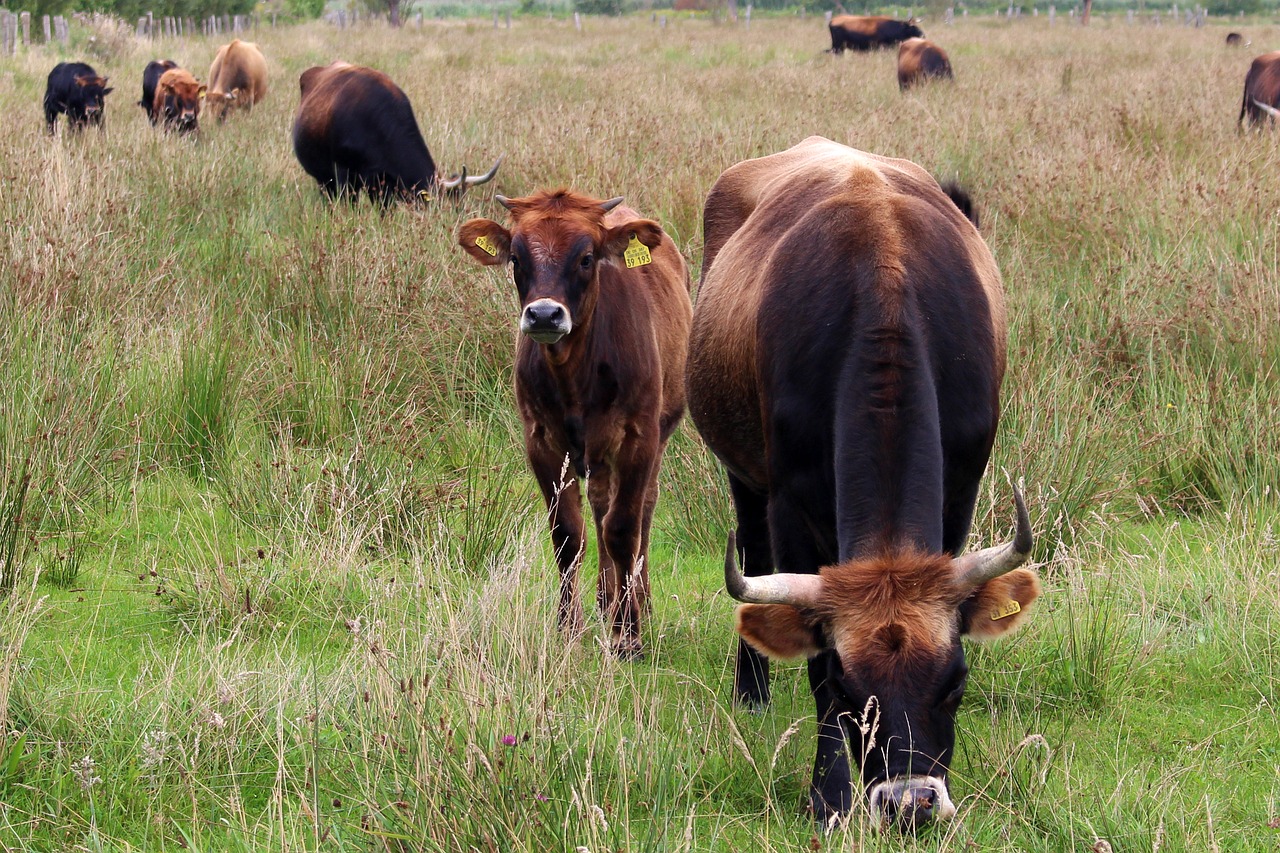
198,86,207,99
735,604,826,660
457,219,511,267
959,568,1040,640
602,219,664,260
103,87,113,95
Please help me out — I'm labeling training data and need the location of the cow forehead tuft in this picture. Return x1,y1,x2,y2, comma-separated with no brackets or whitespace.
818,549,961,670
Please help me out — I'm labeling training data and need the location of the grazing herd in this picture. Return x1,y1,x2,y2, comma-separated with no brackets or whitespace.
32,18,1280,833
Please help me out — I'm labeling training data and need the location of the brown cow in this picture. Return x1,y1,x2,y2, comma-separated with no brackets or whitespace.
206,39,267,122
897,37,953,90
1240,51,1280,127
828,15,922,53
687,137,1039,828
458,190,692,658
1226,32,1247,47
153,67,206,134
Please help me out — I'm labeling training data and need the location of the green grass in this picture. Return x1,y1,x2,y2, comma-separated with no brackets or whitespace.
0,11,1278,851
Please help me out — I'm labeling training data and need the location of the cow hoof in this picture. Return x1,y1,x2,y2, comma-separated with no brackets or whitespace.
611,638,645,661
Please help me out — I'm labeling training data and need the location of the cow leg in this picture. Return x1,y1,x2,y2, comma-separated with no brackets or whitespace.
728,474,773,708
598,451,656,659
586,463,617,624
809,653,855,824
529,443,586,637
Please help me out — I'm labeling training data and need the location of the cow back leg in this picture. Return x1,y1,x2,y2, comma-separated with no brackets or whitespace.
529,442,586,637
728,474,773,708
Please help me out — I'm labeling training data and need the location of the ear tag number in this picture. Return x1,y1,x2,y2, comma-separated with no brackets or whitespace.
990,599,1022,621
475,234,499,257
624,234,652,269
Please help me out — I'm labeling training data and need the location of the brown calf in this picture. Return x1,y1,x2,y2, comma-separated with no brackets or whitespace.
154,68,205,134
207,39,267,122
458,190,692,657
897,37,953,90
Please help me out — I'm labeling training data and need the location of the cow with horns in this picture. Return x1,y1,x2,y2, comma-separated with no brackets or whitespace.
292,62,501,203
687,137,1041,829
458,190,692,658
1239,51,1280,128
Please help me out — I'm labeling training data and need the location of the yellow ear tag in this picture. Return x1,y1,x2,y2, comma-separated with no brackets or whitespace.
624,234,652,269
990,599,1022,621
474,234,499,257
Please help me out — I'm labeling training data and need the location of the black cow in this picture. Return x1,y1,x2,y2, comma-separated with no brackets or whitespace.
828,15,923,53
292,61,500,204
687,137,1040,829
44,62,113,134
139,60,178,125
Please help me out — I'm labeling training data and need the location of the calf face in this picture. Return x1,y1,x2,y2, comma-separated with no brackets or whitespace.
458,193,665,344
155,69,205,134
66,75,112,129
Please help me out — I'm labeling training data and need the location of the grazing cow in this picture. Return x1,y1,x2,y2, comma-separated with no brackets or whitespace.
293,61,501,204
43,62,112,134
153,68,206,135
1226,32,1247,47
206,39,268,122
1240,51,1280,127
828,15,923,53
139,60,178,124
687,137,1040,829
457,190,692,658
898,38,953,90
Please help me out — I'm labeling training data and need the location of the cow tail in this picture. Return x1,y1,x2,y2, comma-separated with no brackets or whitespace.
940,182,979,229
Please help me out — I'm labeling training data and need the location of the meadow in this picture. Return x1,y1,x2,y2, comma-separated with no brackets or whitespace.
0,9,1278,851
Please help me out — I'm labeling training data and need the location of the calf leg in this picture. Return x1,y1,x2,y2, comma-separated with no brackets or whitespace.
529,443,586,637
599,453,657,658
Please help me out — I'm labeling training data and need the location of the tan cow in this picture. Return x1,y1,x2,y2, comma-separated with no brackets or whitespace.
206,39,267,122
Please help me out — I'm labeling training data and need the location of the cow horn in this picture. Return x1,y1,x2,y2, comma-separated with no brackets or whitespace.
952,483,1034,592
463,154,503,186
724,531,824,608
1252,98,1280,119
495,194,514,210
600,196,625,212
438,167,467,191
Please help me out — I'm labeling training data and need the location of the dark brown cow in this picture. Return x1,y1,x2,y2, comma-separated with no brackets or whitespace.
1240,51,1280,127
139,60,178,124
458,190,692,657
153,68,206,134
1226,32,1246,47
687,137,1040,829
294,61,500,204
206,39,267,122
897,37,953,90
828,15,923,53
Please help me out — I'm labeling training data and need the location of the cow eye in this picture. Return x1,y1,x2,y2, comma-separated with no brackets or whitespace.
579,253,594,270
510,255,520,272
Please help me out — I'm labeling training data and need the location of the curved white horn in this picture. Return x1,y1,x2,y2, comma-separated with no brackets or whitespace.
464,154,503,186
953,484,1034,592
724,531,824,608
600,196,625,212
438,167,466,191
495,194,513,210
1253,98,1280,119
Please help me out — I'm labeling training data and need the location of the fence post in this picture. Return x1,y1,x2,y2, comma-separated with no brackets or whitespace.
573,11,580,30
745,4,751,28
42,13,50,41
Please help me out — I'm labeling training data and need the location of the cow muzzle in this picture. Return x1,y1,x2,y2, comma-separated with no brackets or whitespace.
520,298,572,344
868,776,956,831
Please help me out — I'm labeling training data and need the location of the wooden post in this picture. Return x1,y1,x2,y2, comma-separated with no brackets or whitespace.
19,11,29,45
745,4,751,28
824,10,832,25
574,11,581,30
42,13,50,41
505,11,510,28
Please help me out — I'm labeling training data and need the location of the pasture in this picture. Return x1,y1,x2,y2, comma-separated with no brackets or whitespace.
0,10,1278,850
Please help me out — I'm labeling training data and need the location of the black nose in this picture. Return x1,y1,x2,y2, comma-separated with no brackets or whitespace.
524,302,565,329
884,786,936,830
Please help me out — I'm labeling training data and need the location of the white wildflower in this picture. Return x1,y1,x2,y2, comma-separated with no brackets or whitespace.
72,755,101,792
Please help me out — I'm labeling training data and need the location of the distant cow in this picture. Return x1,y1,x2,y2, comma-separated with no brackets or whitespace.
898,37,953,90
687,137,1039,828
206,39,268,122
139,60,178,124
293,61,500,203
458,190,692,658
1239,51,1280,127
1226,32,1247,47
152,68,206,134
43,62,112,134
828,15,923,53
